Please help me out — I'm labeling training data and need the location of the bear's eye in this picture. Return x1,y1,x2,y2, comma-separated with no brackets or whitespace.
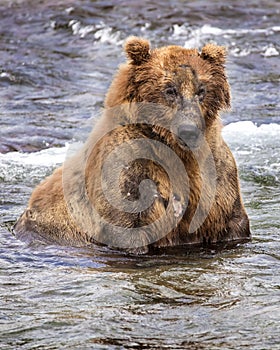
196,85,206,102
165,85,178,98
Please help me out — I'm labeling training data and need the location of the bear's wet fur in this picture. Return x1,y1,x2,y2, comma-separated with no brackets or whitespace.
13,37,250,254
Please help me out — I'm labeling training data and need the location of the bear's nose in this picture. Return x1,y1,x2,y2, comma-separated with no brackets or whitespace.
178,125,200,147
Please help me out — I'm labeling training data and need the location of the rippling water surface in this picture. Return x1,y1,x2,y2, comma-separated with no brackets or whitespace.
0,1,279,349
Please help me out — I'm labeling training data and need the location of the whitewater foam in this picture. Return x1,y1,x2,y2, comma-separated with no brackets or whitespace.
223,121,280,141
172,24,279,57
67,19,123,44
0,145,68,167
69,20,95,38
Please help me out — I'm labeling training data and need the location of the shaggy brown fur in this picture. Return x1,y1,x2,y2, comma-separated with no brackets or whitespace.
13,37,250,254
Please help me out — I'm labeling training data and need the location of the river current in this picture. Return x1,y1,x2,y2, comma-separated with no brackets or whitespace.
0,1,279,349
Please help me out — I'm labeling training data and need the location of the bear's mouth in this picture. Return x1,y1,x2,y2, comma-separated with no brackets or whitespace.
150,124,201,151
177,136,201,150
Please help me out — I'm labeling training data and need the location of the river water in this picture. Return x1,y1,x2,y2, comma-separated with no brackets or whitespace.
0,1,279,349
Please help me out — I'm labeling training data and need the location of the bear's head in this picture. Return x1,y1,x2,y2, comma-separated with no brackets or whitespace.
105,36,231,150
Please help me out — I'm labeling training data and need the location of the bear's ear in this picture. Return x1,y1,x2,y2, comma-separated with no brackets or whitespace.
124,36,151,65
201,44,227,65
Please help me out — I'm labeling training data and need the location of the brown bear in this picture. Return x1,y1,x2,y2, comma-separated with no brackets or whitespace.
13,36,251,254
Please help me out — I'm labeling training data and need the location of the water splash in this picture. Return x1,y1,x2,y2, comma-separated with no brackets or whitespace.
172,24,280,57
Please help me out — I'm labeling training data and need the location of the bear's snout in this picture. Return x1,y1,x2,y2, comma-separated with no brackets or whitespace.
177,124,201,148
